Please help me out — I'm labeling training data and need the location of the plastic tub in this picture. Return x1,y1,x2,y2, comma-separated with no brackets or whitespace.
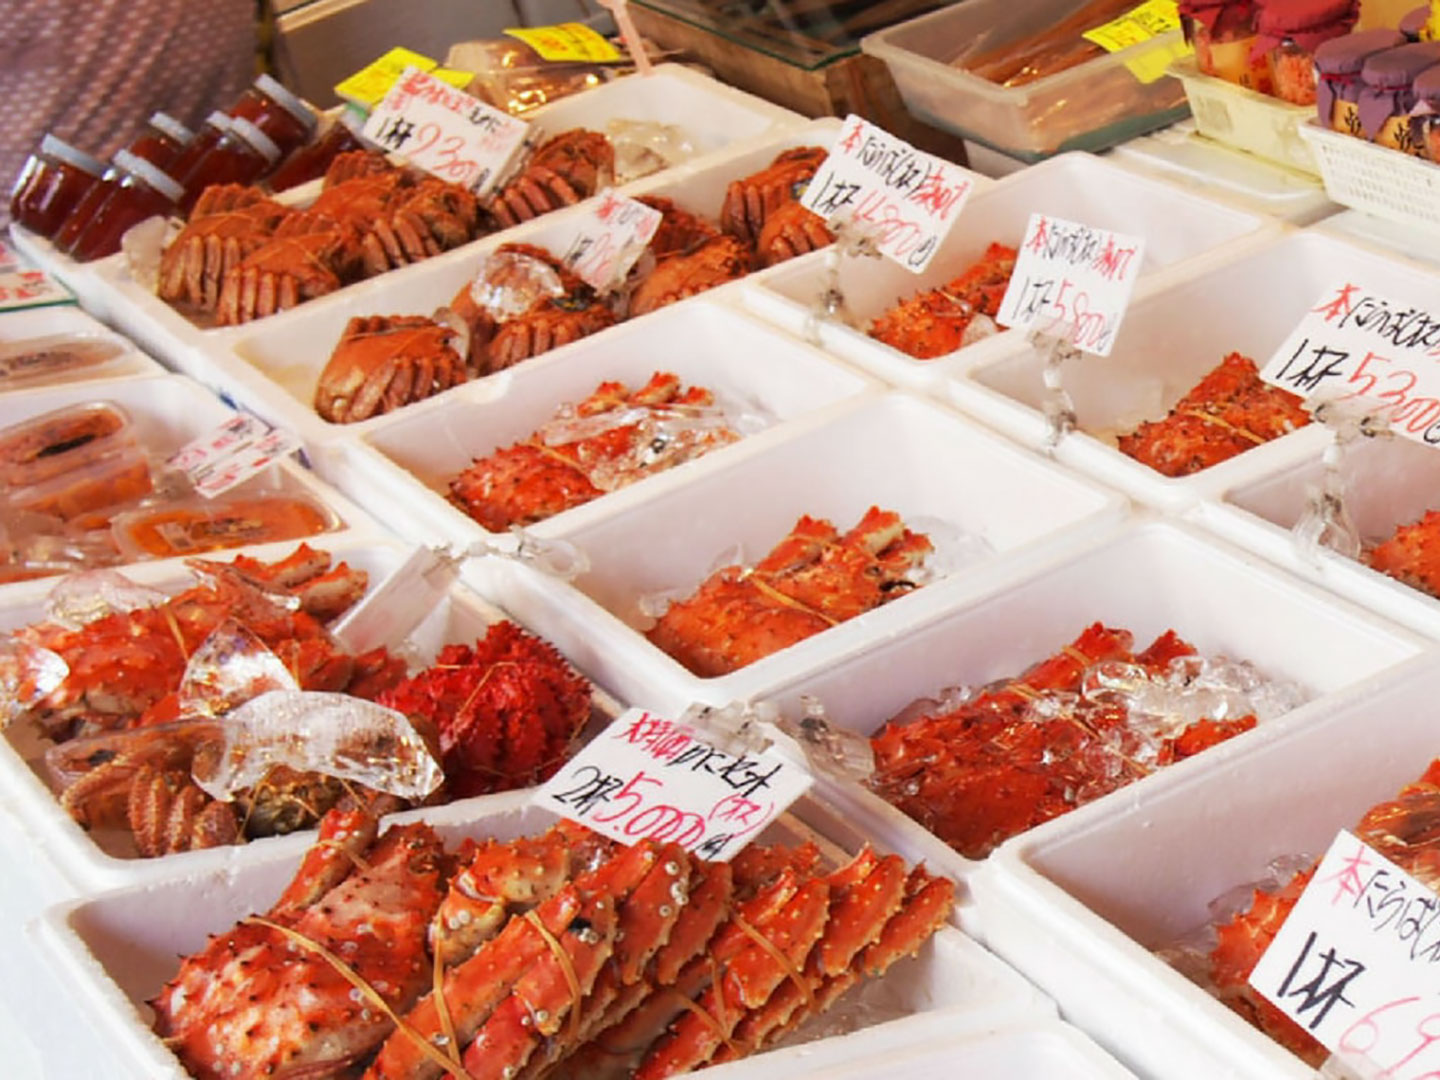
742,152,1276,393
1170,56,1318,174
976,651,1440,1079
943,229,1433,512
862,0,1190,160
0,306,158,390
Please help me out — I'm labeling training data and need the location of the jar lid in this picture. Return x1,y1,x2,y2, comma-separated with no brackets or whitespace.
1361,41,1440,89
113,149,184,202
255,73,318,133
37,135,105,177
202,110,232,133
1402,4,1430,37
1315,28,1407,74
1411,60,1440,99
1256,0,1356,34
147,112,194,145
227,116,281,163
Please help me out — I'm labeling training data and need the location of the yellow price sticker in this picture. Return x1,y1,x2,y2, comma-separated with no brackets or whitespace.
1083,0,1183,50
504,23,622,63
334,47,439,107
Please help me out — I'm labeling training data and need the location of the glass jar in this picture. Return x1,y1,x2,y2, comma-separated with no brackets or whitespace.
1314,29,1407,134
176,116,280,214
228,73,316,160
1357,41,1440,153
1252,0,1361,104
162,112,231,195
266,107,367,192
8,136,106,239
1410,63,1440,157
1180,0,1272,91
68,150,184,262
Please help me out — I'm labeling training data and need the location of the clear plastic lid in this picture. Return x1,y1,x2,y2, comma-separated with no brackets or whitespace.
0,401,139,488
37,135,105,177
111,491,339,559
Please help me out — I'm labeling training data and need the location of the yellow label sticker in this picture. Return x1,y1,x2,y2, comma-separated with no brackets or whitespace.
1425,0,1440,40
334,47,439,107
1127,37,1194,83
432,68,476,91
504,23,622,63
1083,0,1184,51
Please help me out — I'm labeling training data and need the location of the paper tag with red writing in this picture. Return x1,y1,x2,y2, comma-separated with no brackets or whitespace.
362,66,529,196
535,708,813,861
995,214,1145,357
1249,829,1440,1079
1260,282,1440,448
0,266,73,312
167,414,302,499
800,115,974,274
558,190,663,292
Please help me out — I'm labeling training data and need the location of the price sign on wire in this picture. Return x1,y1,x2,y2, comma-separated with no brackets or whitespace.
995,213,1145,357
1259,282,1440,447
799,114,976,274
535,708,813,861
167,414,302,499
361,66,530,197
1250,829,1440,1079
558,189,663,292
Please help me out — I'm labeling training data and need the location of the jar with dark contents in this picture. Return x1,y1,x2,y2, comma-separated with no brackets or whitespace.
176,116,280,214
1314,29,1407,135
229,73,316,160
266,107,368,192
1409,64,1440,158
67,151,184,262
1251,0,1360,104
1180,0,1272,91
9,136,106,239
163,112,231,195
1357,41,1440,153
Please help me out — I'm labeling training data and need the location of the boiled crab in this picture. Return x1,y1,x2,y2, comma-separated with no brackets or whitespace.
868,242,1018,359
1364,509,1440,598
719,146,828,248
313,314,470,424
484,128,615,229
627,234,751,319
157,185,291,312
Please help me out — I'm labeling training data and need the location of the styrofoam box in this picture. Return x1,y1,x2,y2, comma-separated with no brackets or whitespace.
974,650,1440,1080
464,391,1130,716
33,787,1053,1080
322,299,882,549
0,304,162,391
941,229,1434,513
742,153,1276,394
1191,431,1440,639
746,517,1425,925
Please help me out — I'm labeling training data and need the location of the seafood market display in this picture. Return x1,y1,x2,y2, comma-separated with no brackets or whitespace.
484,128,615,227
869,623,1307,859
1364,509,1440,598
1116,353,1311,477
151,807,953,1080
867,243,1018,359
448,372,741,531
648,507,933,677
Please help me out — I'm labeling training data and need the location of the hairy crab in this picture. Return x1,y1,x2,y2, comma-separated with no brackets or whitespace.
484,128,615,229
313,314,470,424
720,146,828,247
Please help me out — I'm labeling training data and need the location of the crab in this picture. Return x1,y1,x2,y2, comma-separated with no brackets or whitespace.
868,242,1018,359
484,128,615,228
485,291,616,372
754,199,834,267
214,221,349,326
648,507,933,678
360,178,483,276
719,146,828,247
1366,509,1440,598
313,314,470,424
628,234,751,318
639,195,722,260
157,185,291,312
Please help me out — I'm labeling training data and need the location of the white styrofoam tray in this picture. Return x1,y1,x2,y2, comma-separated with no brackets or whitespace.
975,649,1440,1080
741,152,1278,394
464,391,1130,716
748,516,1425,928
33,787,1052,1080
941,229,1432,512
323,299,883,549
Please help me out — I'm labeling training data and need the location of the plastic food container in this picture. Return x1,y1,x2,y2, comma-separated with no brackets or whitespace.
1170,55,1318,173
0,401,138,488
109,490,339,559
976,651,1440,1080
861,0,1190,160
0,324,149,391
6,442,152,524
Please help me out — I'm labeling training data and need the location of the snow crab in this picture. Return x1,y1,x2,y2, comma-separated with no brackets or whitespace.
485,128,615,229
868,242,1018,359
313,314,470,424
648,507,933,678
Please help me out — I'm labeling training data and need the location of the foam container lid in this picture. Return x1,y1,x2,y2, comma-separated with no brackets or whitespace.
463,390,1130,716
741,152,1277,394
941,229,1432,512
974,649,1440,1080
32,787,1053,1080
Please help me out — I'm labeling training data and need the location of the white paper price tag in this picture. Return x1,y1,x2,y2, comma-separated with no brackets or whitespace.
1250,829,1440,1078
558,189,663,292
800,114,974,274
995,214,1145,356
0,267,72,312
535,707,813,861
362,66,529,196
1260,282,1440,447
167,414,302,499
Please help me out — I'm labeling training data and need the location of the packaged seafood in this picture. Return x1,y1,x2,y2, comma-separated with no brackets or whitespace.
109,492,339,559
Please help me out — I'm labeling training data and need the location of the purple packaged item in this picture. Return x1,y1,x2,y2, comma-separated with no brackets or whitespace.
1410,63,1440,157
1314,29,1406,131
1401,4,1429,40
1357,41,1440,150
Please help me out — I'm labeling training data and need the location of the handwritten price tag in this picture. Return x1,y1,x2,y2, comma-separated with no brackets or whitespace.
1250,829,1440,1079
535,708,812,861
362,67,529,196
558,190,662,292
0,267,73,312
1260,282,1440,447
800,115,974,274
995,214,1145,356
167,414,302,499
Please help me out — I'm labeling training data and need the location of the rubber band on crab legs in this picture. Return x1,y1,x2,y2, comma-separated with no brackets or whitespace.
523,439,587,473
1177,409,1266,445
731,911,813,1007
662,985,742,1058
743,573,840,627
429,915,463,1075
523,909,586,1046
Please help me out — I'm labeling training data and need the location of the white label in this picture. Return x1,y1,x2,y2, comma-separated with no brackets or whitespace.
534,707,813,861
995,213,1145,357
167,414,302,499
0,267,72,312
800,114,975,274
558,189,663,292
1260,282,1440,448
362,66,529,196
1250,829,1440,1078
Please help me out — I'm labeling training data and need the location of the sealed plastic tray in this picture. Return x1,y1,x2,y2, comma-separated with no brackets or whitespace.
324,299,882,548
976,650,1440,1079
33,787,1052,1080
1300,119,1440,230
0,306,160,390
861,0,1189,160
1170,57,1317,175
942,229,1429,512
465,391,1129,716
743,152,1276,393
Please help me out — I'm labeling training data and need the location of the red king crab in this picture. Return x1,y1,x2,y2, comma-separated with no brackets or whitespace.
484,129,615,229
313,314,471,424
1365,509,1440,598
648,507,933,677
152,806,953,1079
868,242,1018,359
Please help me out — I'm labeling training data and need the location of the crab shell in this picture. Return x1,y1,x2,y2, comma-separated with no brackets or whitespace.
627,234,751,319
485,129,615,229
314,314,469,424
719,146,828,247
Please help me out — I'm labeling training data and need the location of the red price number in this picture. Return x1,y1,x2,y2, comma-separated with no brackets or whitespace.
1341,351,1440,438
1339,996,1440,1079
